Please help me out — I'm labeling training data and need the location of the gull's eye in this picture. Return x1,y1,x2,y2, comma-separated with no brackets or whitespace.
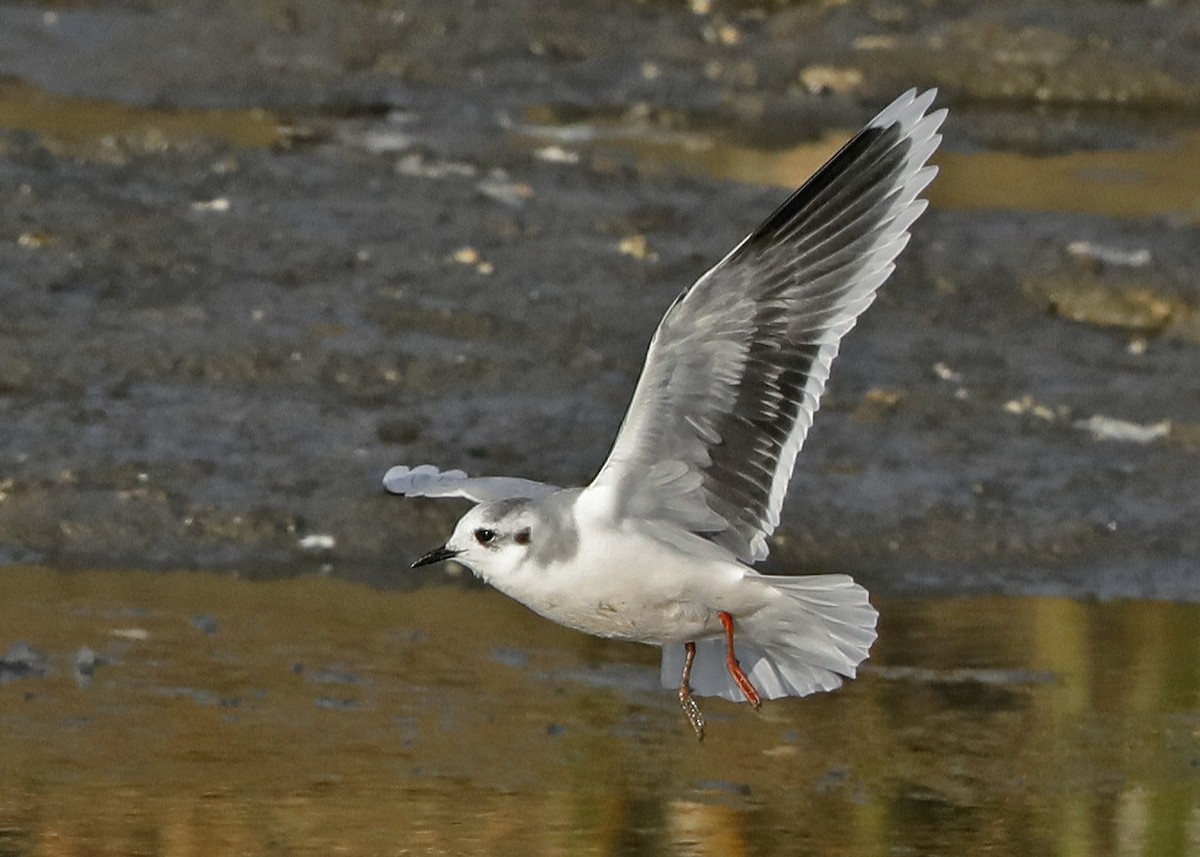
474,528,497,545
514,528,531,546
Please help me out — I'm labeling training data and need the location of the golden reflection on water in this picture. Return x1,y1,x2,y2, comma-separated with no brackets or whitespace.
0,79,283,156
0,566,1198,856
515,112,1200,219
933,138,1200,218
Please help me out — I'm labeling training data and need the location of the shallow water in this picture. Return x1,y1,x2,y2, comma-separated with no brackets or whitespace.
515,107,1200,219
1,566,1197,855
0,78,282,157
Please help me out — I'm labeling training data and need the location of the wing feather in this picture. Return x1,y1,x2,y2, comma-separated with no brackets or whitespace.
383,464,560,503
587,89,945,563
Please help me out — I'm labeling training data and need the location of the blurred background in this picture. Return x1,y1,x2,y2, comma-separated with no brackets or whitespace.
1,0,1199,854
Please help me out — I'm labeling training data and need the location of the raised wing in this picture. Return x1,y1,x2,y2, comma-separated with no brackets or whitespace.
588,89,945,563
383,464,561,503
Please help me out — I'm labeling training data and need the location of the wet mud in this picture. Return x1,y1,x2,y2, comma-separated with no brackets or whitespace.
0,1,1198,597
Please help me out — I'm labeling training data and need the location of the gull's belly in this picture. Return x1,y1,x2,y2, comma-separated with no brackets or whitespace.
503,529,733,644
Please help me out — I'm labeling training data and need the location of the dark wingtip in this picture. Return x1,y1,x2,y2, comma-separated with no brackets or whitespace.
740,124,896,256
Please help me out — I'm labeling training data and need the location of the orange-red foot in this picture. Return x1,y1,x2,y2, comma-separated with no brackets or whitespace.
678,641,705,741
718,610,762,709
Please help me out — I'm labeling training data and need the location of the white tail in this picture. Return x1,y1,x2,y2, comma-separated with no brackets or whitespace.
659,573,878,702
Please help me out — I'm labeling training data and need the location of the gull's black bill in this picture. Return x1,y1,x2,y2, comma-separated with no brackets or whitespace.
411,546,460,568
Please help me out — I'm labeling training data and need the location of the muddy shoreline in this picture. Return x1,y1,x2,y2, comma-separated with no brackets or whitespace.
0,0,1197,599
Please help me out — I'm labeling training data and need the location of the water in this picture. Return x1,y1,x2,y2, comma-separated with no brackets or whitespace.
1,566,1197,855
514,104,1200,219
0,78,281,157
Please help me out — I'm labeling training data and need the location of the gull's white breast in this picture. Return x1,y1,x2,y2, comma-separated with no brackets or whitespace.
492,491,755,645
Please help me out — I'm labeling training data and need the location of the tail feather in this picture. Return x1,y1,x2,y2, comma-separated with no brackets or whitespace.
659,573,878,702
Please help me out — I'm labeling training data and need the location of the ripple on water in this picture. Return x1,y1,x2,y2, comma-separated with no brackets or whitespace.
0,567,1197,854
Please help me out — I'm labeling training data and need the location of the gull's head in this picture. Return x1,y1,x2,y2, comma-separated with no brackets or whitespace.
412,499,537,583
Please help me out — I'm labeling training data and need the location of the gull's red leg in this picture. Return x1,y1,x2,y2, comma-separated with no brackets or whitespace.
718,611,762,709
678,641,705,741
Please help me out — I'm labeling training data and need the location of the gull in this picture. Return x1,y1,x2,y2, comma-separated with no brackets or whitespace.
384,89,944,739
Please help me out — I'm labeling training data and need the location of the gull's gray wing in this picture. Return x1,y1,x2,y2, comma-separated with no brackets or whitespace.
383,464,561,503
587,89,945,564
